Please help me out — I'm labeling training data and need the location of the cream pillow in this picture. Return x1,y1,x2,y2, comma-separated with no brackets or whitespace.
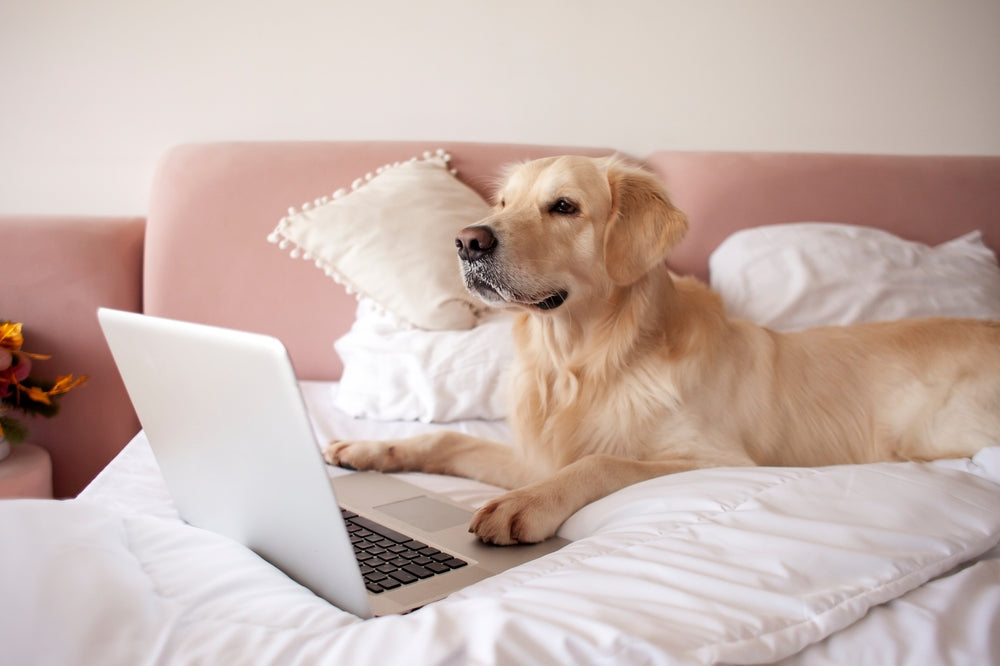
269,150,490,330
709,223,1000,332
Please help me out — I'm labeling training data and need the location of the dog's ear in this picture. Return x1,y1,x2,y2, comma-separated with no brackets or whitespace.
602,161,688,286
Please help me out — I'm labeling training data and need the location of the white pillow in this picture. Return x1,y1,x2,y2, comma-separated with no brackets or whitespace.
269,150,490,331
334,299,515,422
709,223,1000,332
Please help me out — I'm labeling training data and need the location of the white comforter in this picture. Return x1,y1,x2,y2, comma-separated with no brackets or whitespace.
3,382,999,665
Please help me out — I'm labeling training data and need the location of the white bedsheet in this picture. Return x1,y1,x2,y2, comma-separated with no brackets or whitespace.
2,381,999,665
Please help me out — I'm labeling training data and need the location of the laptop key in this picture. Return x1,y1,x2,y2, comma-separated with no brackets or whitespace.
403,563,434,579
349,514,411,543
379,577,402,590
388,570,418,585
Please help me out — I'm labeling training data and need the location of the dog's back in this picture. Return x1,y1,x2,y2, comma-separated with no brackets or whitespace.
703,311,1000,468
854,317,1000,462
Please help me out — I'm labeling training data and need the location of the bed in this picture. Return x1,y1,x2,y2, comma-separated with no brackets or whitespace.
2,142,999,665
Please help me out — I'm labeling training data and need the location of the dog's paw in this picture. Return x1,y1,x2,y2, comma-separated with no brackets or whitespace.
469,488,566,545
322,439,408,472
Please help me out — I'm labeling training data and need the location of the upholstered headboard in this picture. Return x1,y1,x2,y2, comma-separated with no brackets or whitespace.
646,151,1000,281
145,142,1000,383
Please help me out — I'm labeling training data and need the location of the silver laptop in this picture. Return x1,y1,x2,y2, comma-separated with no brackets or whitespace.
98,308,566,617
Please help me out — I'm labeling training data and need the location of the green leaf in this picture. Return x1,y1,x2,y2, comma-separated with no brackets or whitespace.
0,415,29,445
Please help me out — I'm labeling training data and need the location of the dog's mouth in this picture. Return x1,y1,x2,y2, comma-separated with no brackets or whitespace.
464,273,568,312
533,291,568,310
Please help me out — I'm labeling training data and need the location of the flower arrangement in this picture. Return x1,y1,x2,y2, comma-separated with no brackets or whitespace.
0,321,87,445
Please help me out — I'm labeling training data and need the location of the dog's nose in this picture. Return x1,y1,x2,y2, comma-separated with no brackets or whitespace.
456,225,497,262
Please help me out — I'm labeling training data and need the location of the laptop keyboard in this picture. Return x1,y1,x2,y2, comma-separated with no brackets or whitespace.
341,508,469,594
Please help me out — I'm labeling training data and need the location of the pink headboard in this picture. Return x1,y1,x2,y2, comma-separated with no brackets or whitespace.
145,142,614,380
146,143,1000,383
646,151,1000,281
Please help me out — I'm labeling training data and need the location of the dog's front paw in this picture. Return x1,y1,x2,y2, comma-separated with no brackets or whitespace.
469,488,566,545
322,439,409,472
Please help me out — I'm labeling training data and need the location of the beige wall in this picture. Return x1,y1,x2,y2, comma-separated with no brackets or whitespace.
1,0,998,216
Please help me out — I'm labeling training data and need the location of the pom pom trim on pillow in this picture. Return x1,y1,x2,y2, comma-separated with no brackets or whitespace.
268,149,491,331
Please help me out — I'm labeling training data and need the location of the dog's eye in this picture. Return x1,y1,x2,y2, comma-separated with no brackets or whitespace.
550,198,578,216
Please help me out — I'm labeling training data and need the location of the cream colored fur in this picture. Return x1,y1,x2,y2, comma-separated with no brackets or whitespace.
324,155,1000,545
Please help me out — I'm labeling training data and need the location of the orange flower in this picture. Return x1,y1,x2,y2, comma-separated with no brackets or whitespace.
0,321,50,364
0,321,24,352
0,321,87,444
24,374,89,405
50,374,88,395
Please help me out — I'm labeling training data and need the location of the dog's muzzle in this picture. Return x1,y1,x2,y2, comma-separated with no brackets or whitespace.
456,225,568,311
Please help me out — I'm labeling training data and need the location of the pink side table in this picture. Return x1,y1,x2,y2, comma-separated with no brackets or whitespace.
0,443,54,499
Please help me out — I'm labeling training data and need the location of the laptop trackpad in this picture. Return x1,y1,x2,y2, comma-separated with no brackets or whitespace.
375,496,473,532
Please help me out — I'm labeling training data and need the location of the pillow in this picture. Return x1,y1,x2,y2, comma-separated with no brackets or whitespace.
333,299,515,422
709,223,1000,332
269,150,491,330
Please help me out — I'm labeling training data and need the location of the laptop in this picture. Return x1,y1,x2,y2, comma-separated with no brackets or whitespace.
97,308,567,617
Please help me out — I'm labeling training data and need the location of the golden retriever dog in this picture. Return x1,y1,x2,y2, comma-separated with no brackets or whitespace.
324,155,1000,545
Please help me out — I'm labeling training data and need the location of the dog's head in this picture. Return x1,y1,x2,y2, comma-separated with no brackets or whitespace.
456,155,688,313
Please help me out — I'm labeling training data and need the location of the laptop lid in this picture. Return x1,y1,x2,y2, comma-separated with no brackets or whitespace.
98,308,373,617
